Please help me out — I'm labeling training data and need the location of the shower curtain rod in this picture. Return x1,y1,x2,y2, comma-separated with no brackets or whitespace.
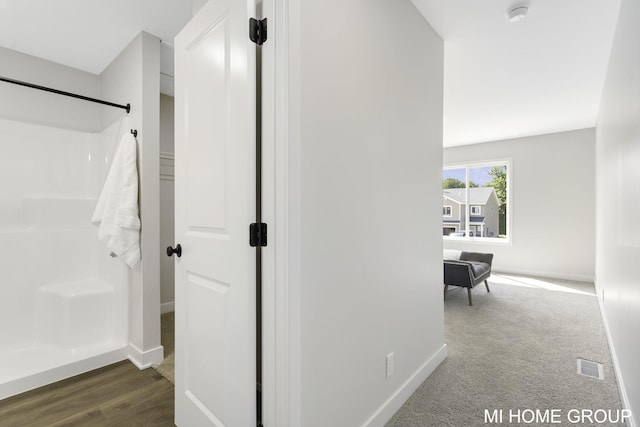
0,75,131,113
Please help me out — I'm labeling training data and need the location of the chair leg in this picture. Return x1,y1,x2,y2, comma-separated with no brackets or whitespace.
467,288,473,306
443,284,449,300
485,279,490,292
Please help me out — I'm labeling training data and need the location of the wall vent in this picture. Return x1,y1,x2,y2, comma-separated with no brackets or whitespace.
577,359,604,380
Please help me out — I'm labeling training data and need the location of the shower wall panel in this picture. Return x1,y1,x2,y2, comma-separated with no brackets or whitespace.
0,117,127,398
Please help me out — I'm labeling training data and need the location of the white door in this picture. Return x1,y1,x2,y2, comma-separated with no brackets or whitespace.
174,0,256,425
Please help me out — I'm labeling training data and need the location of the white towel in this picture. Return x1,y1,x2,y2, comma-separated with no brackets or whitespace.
91,132,141,267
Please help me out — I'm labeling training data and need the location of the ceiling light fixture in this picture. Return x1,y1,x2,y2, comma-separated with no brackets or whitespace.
507,6,529,22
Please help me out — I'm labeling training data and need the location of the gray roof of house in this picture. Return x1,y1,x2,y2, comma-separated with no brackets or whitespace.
443,187,496,205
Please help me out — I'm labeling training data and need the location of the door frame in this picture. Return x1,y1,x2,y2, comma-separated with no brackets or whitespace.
260,0,301,425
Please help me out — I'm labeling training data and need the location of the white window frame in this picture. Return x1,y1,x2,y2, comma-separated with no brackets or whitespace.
443,205,452,217
443,159,511,243
470,205,481,215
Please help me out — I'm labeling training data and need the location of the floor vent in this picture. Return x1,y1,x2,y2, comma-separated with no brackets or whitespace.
577,359,604,380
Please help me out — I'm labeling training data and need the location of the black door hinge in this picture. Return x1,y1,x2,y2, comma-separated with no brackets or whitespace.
249,18,267,45
250,223,268,247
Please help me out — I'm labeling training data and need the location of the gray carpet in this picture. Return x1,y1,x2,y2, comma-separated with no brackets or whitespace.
155,311,175,384
387,274,625,427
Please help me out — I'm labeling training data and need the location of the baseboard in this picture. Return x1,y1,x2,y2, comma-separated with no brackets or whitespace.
597,292,637,427
127,343,164,369
363,344,448,427
492,267,594,283
161,301,175,314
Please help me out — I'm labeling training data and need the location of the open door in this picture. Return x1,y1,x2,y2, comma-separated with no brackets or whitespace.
173,0,256,425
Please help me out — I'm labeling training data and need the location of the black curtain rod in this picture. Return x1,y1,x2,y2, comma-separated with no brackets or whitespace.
0,75,130,113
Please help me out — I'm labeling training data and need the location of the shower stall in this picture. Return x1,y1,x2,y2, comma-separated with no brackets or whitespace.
0,32,163,400
0,81,135,398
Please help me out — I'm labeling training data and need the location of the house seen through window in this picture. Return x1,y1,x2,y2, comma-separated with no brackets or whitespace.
442,163,509,239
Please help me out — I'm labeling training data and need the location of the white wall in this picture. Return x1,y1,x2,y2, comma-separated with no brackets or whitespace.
443,129,596,282
159,94,175,311
0,64,102,226
293,0,446,425
0,46,101,132
596,0,640,422
101,32,163,368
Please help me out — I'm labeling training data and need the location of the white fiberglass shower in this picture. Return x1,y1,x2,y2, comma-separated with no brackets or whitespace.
0,113,130,399
0,31,164,400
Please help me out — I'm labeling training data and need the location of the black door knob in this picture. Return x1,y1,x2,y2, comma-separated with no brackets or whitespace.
167,244,182,257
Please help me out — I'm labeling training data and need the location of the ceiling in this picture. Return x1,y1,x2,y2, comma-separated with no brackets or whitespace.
0,0,623,147
412,0,622,146
0,0,192,94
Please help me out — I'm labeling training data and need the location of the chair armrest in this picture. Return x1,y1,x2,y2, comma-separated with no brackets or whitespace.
460,251,494,267
444,260,474,288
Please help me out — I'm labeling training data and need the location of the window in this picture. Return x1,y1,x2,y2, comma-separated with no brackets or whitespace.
442,162,509,240
443,227,457,236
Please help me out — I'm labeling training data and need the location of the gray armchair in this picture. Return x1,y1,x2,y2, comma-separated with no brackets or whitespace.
443,251,493,306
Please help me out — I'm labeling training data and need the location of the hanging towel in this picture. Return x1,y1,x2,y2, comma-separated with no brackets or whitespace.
91,132,141,267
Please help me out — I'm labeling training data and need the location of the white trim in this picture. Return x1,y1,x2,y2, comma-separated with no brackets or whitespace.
262,0,299,425
363,344,448,427
286,0,302,423
160,301,174,314
443,235,511,245
596,284,637,427
444,158,512,170
127,342,164,369
506,158,512,244
470,205,481,215
442,205,452,217
261,0,278,423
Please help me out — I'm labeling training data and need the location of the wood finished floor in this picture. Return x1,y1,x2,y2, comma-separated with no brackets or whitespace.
0,361,174,427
